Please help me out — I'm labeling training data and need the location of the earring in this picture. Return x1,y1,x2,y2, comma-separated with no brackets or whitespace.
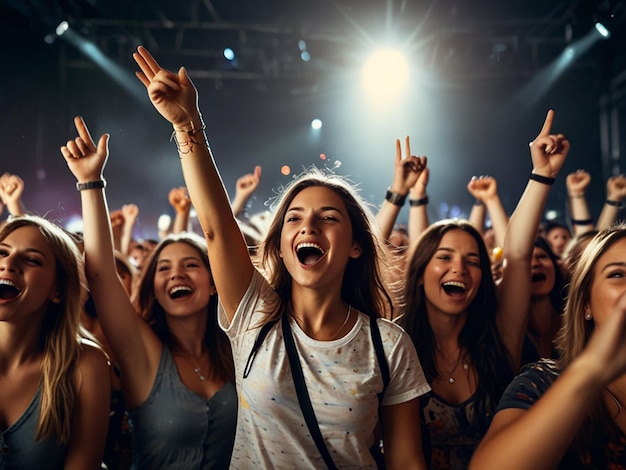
585,312,592,321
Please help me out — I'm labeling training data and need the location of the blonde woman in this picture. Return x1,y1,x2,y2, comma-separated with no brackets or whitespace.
0,216,110,468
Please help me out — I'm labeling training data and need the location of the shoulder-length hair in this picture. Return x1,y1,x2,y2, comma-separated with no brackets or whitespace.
555,224,626,464
259,167,393,322
136,232,234,382
401,219,514,426
0,215,88,444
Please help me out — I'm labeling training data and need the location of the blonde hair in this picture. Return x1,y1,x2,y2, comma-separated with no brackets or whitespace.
557,224,626,366
0,216,88,444
555,224,626,461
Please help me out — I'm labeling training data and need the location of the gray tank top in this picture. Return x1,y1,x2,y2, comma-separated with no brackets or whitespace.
127,346,237,469
0,389,67,470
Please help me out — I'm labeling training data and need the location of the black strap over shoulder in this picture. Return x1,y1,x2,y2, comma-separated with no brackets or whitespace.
282,316,338,470
370,317,390,401
243,318,278,379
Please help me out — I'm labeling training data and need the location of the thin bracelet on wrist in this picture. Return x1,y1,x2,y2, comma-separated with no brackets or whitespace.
605,199,623,208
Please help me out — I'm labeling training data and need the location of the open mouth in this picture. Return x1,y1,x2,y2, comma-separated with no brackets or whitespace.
442,281,466,296
531,273,547,282
168,286,193,299
0,280,21,300
296,242,325,266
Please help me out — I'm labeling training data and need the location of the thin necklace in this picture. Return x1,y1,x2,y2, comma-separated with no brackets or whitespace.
179,351,209,381
290,305,352,340
438,349,469,384
606,388,622,418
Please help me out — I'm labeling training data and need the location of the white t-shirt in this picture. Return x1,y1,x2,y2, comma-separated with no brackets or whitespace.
219,270,430,469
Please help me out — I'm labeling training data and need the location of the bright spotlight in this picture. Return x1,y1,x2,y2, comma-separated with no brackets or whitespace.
223,48,235,61
56,21,69,36
301,51,311,62
361,48,410,103
311,118,322,130
594,22,611,39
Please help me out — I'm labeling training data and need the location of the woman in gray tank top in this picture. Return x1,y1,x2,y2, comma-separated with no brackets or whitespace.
0,216,110,469
61,116,237,469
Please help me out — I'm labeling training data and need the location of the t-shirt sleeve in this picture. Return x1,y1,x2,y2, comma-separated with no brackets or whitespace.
496,359,560,413
380,319,431,406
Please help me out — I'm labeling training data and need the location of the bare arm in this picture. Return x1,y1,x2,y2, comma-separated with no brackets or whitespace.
120,204,139,255
471,293,626,470
168,186,191,233
133,46,253,320
407,164,430,243
381,398,428,470
467,176,509,249
65,345,111,470
61,116,162,407
597,175,626,231
375,137,427,240
566,170,594,235
497,110,569,369
231,165,262,218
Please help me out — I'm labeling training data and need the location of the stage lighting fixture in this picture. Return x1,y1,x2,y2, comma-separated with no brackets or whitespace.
223,48,235,61
311,119,322,130
56,21,69,36
594,22,611,39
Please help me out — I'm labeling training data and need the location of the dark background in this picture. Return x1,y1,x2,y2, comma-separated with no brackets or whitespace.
1,0,625,239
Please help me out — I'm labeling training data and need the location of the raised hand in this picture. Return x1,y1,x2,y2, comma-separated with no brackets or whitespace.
467,175,498,202
389,136,427,196
0,173,25,207
168,187,191,214
528,110,569,178
60,116,109,183
607,175,626,202
110,210,125,231
582,290,626,385
133,46,200,128
235,166,262,202
566,170,591,197
121,204,139,224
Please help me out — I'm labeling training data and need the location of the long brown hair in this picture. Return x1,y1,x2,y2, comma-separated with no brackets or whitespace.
136,232,234,382
258,167,394,322
401,219,514,426
0,216,88,444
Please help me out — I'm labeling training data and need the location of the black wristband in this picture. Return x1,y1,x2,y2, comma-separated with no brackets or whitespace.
529,173,555,185
606,199,623,208
76,179,106,191
385,189,407,207
409,196,429,207
474,199,484,206
571,218,593,226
